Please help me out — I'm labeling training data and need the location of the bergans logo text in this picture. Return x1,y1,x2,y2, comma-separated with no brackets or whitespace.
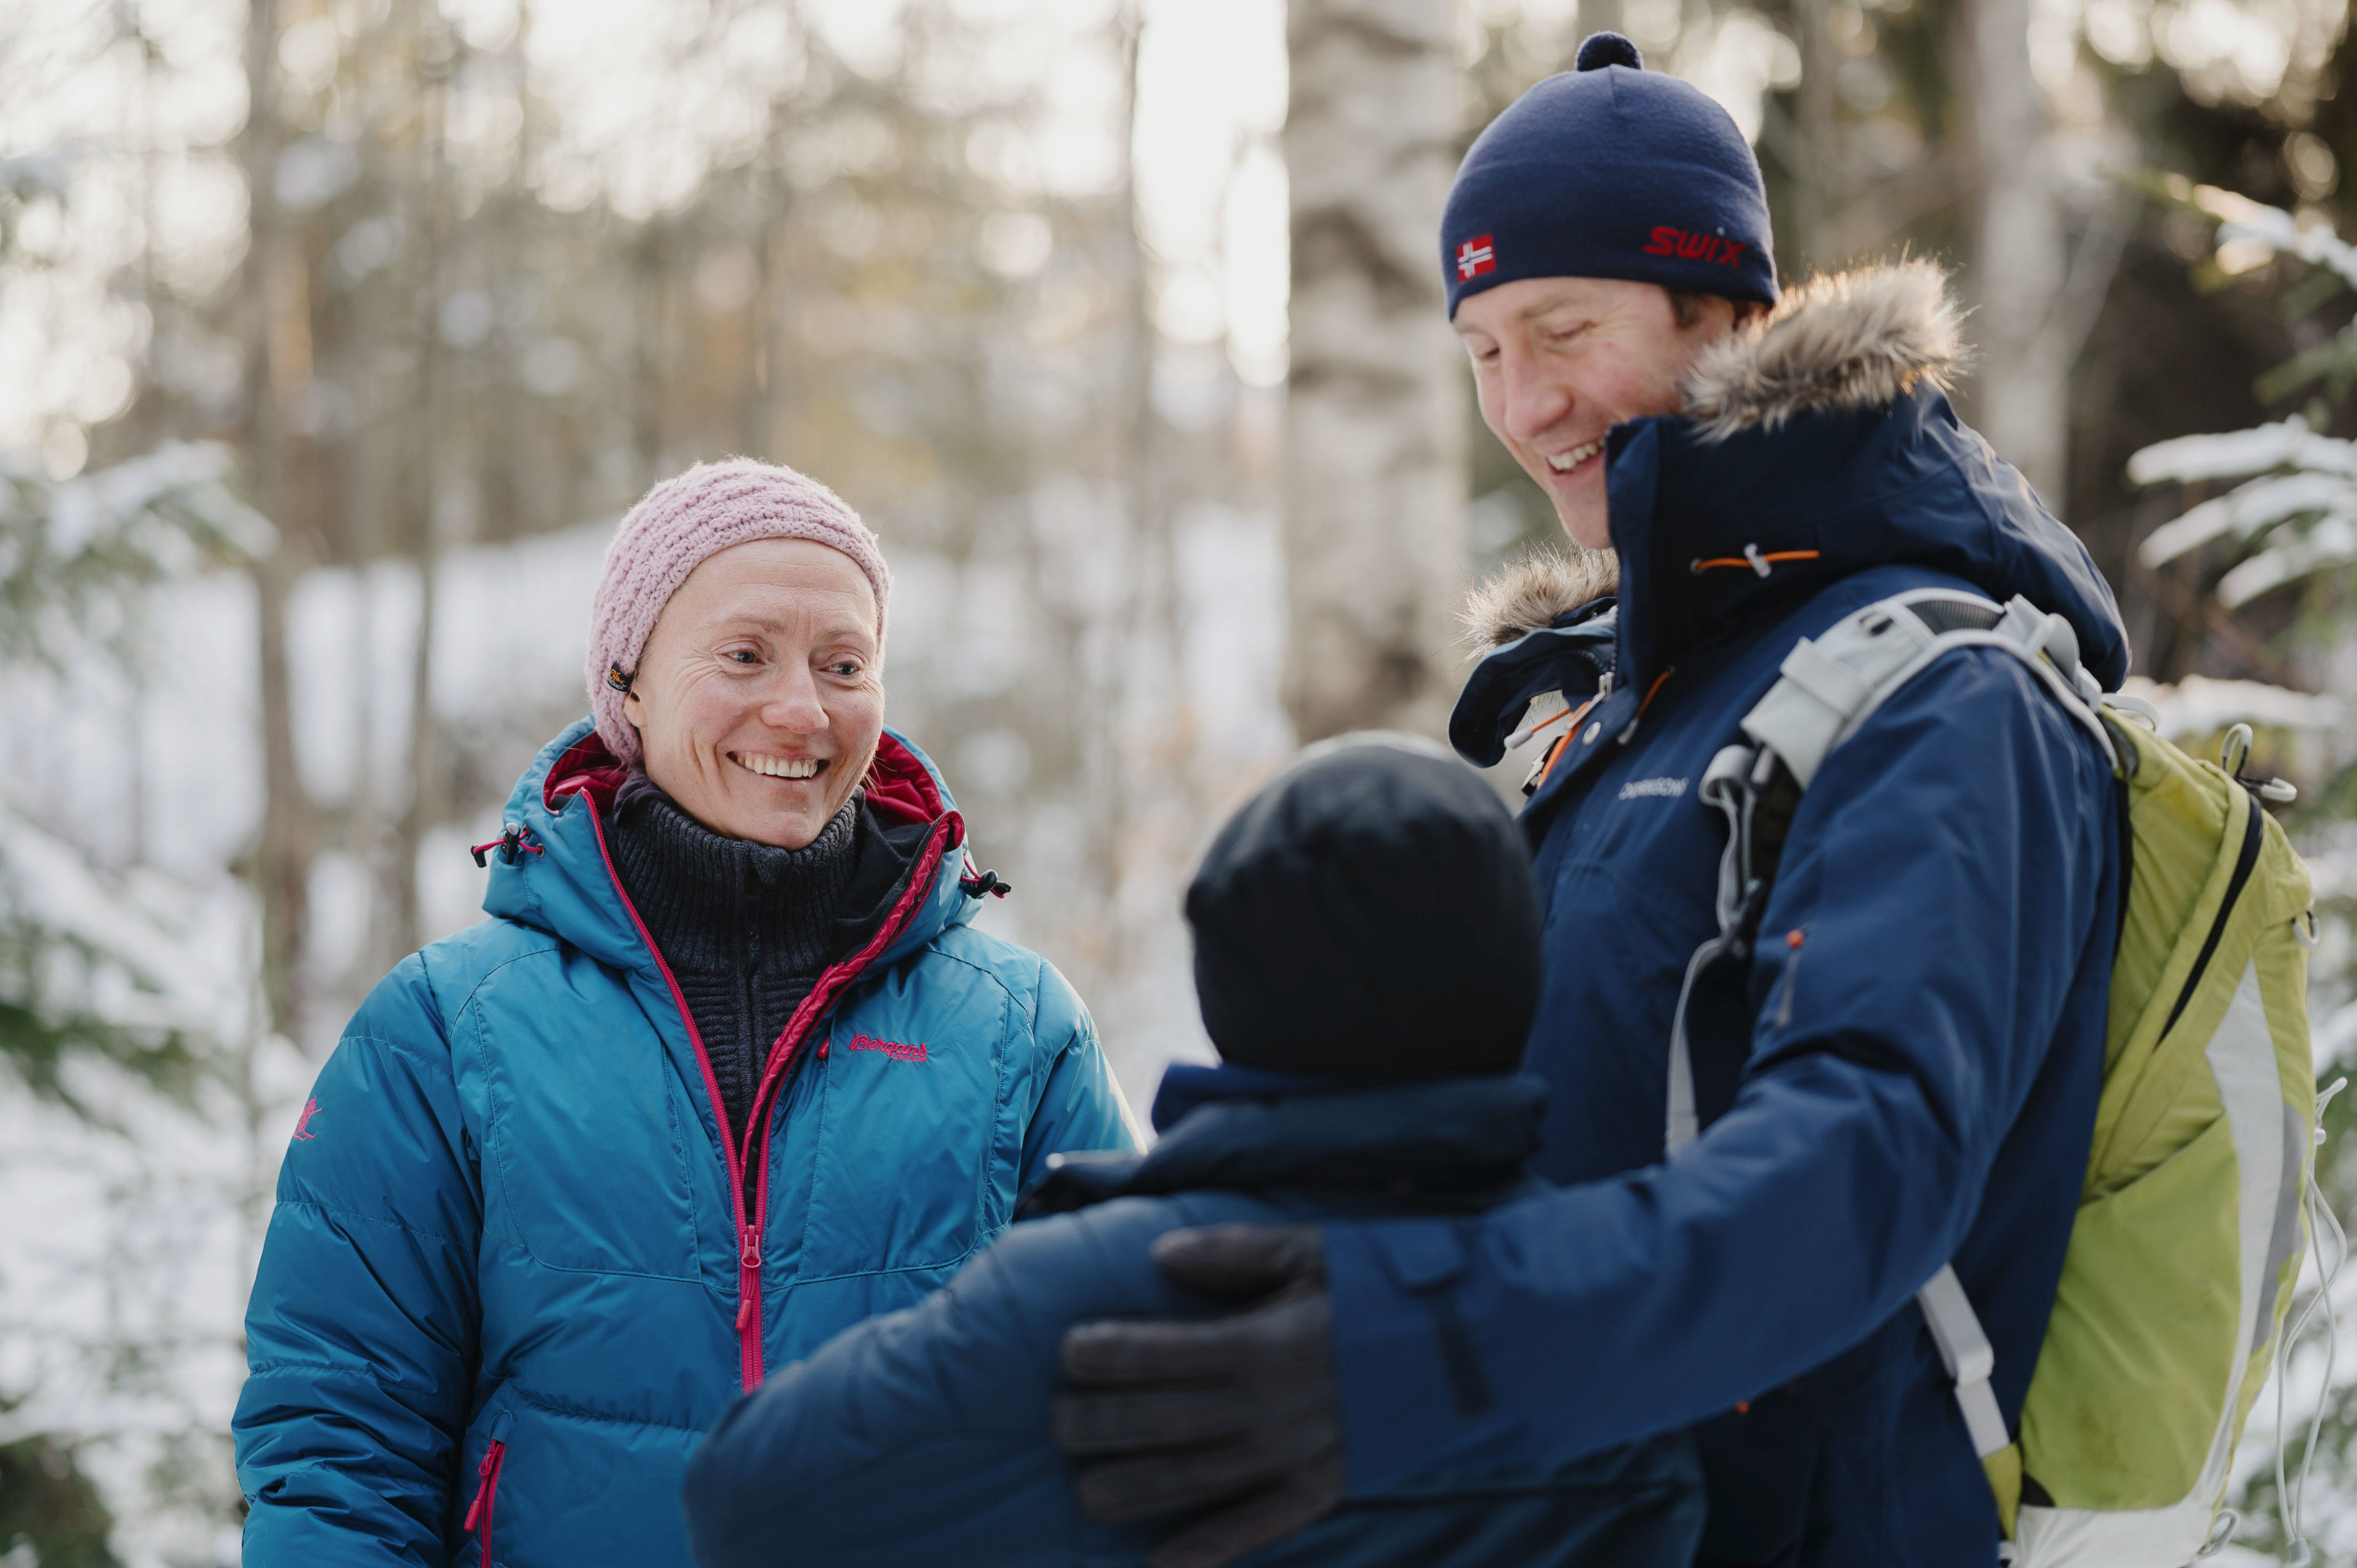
1619,777,1689,800
1643,228,1747,267
848,1033,929,1064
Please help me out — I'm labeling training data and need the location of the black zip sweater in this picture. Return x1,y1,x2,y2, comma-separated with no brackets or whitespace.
606,771,919,1141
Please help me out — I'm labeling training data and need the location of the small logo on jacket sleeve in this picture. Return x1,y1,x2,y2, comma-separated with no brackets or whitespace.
846,1033,929,1064
1643,227,1747,267
291,1096,322,1141
1455,235,1497,280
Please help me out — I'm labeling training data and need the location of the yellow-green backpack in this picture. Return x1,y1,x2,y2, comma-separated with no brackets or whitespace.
1666,587,2329,1567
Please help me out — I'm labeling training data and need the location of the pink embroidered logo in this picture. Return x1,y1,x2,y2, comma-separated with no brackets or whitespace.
1642,226,1747,267
292,1096,322,1141
846,1033,929,1064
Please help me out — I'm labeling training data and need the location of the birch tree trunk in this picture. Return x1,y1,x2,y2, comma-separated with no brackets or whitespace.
390,6,449,961
1961,0,2070,503
1283,0,1465,743
1787,0,1840,271
240,0,312,1040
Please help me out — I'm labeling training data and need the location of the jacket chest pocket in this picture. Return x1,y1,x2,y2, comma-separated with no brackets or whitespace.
791,981,1010,1283
467,962,705,1283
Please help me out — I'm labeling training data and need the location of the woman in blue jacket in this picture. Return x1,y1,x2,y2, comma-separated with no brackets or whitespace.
231,458,1137,1567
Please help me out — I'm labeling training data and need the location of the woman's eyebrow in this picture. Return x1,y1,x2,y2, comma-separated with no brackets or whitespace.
705,610,872,643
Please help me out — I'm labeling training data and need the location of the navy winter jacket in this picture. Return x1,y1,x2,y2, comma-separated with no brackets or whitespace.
1328,265,2126,1566
231,722,1137,1567
683,1065,1706,1568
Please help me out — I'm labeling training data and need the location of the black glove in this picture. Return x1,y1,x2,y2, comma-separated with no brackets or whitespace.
1055,1224,1345,1568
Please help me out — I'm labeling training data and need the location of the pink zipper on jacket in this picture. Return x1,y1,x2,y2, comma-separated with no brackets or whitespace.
583,798,957,1391
463,1439,506,1568
732,823,953,1384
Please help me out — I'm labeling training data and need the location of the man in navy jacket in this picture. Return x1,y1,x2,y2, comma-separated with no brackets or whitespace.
1053,36,2124,1568
681,736,1704,1568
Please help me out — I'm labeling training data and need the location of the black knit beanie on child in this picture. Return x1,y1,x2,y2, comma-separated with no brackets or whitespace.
1441,32,1779,317
1185,734,1544,1081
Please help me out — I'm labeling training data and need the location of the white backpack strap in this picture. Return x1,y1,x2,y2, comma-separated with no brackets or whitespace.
1919,1263,2012,1458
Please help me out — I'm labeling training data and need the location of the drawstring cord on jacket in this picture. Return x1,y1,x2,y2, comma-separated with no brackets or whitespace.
470,826,547,867
1692,544,1820,577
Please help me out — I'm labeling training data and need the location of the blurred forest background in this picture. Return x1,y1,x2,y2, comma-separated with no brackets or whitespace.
4,0,2357,1560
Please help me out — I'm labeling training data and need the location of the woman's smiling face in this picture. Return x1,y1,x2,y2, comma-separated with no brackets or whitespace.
623,537,884,848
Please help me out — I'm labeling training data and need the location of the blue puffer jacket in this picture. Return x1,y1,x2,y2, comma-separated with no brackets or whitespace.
231,721,1137,1567
1324,266,2126,1566
683,1065,1706,1568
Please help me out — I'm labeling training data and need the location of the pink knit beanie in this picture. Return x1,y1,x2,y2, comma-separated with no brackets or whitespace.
586,458,891,765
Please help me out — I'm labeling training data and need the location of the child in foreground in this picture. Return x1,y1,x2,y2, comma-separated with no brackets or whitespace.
681,734,1704,1568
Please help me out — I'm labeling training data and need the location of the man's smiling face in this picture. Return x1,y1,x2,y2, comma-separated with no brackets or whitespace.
1453,276,1741,550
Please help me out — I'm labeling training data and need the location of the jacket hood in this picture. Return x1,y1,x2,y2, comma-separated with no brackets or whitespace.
1449,552,1621,767
1681,260,1965,442
1134,1068,1546,1194
1461,548,1621,648
479,719,979,978
1602,260,2127,695
1018,1067,1548,1216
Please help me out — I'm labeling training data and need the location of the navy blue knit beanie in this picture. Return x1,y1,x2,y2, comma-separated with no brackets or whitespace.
1442,33,1778,317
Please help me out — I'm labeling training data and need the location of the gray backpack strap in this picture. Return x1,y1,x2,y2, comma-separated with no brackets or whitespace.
1666,741,1782,1153
1663,590,2117,1460
1737,589,2115,790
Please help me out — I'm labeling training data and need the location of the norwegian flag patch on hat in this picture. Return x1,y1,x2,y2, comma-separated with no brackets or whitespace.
1455,234,1497,280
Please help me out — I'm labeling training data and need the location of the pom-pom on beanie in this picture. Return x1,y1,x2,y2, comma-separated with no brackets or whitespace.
586,458,891,765
1184,734,1543,1081
1442,33,1778,317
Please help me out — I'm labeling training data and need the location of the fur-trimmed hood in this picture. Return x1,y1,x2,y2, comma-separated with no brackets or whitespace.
1681,259,1964,443
1462,547,1620,649
1449,551,1620,769
1598,255,2123,701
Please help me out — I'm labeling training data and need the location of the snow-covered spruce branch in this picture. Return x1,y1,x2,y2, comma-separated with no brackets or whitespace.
2127,189,2357,611
0,441,273,1113
0,801,231,1115
0,440,275,666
